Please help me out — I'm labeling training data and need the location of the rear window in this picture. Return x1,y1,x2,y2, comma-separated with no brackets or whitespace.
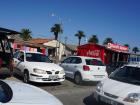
85,59,104,66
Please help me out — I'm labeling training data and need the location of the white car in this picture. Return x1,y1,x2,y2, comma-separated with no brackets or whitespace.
13,50,65,83
0,80,63,105
94,64,140,105
60,56,107,84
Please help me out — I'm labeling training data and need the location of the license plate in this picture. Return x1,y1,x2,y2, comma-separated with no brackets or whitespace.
94,75,104,78
100,96,118,105
49,75,58,80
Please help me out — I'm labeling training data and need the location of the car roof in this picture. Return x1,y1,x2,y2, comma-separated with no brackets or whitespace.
19,50,43,54
67,56,101,60
124,63,140,68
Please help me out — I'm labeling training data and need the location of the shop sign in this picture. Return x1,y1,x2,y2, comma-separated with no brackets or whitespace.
107,43,128,52
87,50,100,57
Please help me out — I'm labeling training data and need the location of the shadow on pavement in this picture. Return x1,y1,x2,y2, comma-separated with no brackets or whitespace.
0,69,12,79
13,72,62,86
13,73,23,81
66,77,98,86
83,93,100,105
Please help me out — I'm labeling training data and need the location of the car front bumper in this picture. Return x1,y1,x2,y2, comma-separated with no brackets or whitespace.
94,91,139,105
29,73,65,83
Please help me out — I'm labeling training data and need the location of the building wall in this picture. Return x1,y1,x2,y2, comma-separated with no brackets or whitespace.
43,40,65,61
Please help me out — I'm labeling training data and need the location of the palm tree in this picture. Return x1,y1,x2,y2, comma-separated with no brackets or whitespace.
75,30,85,46
124,44,130,50
51,24,63,40
132,47,139,53
20,29,32,41
88,35,99,44
103,37,114,45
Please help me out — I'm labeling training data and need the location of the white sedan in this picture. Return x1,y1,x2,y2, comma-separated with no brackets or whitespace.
0,80,63,105
13,50,65,83
94,64,140,105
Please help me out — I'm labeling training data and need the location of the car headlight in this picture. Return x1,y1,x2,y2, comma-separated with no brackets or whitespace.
33,68,46,74
123,93,140,103
96,81,103,92
60,69,65,74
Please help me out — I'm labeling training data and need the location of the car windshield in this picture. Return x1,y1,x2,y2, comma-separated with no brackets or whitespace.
109,66,140,85
86,59,104,66
26,53,51,62
0,80,13,103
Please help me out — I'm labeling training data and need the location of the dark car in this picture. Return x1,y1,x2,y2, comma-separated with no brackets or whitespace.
106,61,128,75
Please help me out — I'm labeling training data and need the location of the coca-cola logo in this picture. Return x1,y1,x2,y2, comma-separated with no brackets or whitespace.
87,50,100,57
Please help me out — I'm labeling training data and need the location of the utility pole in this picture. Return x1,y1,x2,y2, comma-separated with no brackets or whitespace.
64,36,68,55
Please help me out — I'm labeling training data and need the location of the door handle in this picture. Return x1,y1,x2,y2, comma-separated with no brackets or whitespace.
74,66,77,68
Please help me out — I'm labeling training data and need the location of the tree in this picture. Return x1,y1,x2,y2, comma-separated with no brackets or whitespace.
51,24,63,40
132,47,139,53
88,35,99,44
20,29,32,41
103,37,114,45
124,44,130,49
75,30,85,46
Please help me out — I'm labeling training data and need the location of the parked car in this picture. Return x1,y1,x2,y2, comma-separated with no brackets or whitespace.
106,61,128,75
60,56,107,84
94,64,140,105
13,50,65,83
0,80,63,105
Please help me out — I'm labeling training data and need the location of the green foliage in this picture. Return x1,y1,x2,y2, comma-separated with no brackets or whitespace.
124,44,130,49
75,30,85,46
20,29,32,41
88,35,99,44
103,37,114,45
132,47,139,53
51,24,63,40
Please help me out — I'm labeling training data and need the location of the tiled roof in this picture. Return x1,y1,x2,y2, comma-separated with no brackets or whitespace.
29,38,52,44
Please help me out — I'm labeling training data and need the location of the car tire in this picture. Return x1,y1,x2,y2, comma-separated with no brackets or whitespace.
74,73,82,85
23,71,29,83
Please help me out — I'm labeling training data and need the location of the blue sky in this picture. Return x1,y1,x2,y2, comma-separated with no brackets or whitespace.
0,0,140,49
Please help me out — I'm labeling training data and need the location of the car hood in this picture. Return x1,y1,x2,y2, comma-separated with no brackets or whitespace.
102,78,140,98
25,62,63,71
4,80,63,105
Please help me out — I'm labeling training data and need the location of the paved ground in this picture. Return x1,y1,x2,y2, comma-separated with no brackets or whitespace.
4,75,99,105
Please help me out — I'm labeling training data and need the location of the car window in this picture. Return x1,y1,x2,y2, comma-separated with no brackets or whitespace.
86,59,104,66
18,52,24,61
0,80,13,103
109,66,140,85
70,57,82,64
26,53,51,62
14,51,19,58
62,57,72,63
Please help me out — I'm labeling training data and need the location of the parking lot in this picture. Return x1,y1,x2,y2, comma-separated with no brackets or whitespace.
6,75,99,105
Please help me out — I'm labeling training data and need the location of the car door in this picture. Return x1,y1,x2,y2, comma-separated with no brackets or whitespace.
14,51,25,76
60,57,72,78
68,57,82,79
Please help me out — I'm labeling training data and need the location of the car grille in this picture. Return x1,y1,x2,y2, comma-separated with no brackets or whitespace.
55,71,59,74
46,71,52,74
104,92,118,99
